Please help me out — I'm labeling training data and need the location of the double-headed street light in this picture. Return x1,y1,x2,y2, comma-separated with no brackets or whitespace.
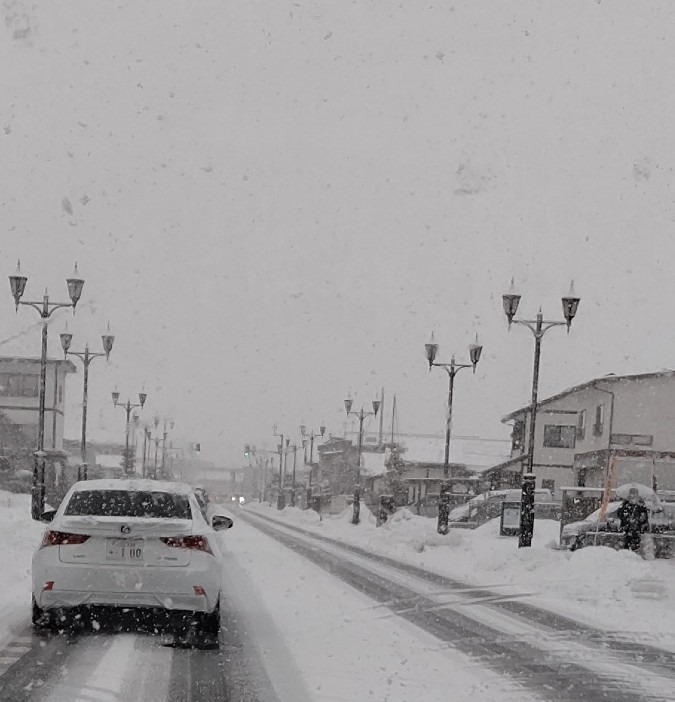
425,334,483,535
10,261,85,519
60,326,114,481
112,390,147,475
300,424,326,509
502,279,580,548
272,425,288,509
344,397,380,525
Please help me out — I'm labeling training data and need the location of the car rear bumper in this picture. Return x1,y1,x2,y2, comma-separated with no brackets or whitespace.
33,552,221,613
37,589,214,612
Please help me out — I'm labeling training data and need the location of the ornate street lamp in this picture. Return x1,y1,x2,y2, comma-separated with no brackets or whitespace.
502,279,581,548
112,391,147,475
344,396,380,525
60,325,115,480
425,333,483,535
300,424,327,509
272,425,288,510
10,261,85,519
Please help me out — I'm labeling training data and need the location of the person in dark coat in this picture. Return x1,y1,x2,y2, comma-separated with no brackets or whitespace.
617,490,650,551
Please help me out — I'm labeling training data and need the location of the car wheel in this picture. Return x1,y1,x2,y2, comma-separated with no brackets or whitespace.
202,600,221,635
196,600,221,649
32,597,52,631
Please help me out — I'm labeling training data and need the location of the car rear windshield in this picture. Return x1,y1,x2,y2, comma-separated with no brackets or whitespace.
64,490,192,519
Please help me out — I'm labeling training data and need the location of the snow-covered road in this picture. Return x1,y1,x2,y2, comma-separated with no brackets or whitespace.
1,502,673,701
238,509,675,702
0,506,534,702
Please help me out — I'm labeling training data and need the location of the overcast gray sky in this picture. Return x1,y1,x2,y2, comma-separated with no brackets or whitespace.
2,2,674,464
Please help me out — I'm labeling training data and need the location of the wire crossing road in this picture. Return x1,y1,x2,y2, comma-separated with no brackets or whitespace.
239,509,675,702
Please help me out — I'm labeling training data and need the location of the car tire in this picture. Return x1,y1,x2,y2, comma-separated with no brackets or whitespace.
195,600,221,649
32,597,52,631
201,599,221,636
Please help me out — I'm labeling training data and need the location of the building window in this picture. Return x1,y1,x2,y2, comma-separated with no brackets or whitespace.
58,385,63,404
543,424,576,449
511,419,525,452
577,409,586,440
593,404,605,436
0,373,39,397
541,479,555,494
633,434,653,446
611,433,632,445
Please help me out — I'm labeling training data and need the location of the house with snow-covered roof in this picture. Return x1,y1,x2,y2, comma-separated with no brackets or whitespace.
498,370,675,496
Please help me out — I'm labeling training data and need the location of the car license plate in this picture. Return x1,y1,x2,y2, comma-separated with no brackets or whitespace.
106,538,144,562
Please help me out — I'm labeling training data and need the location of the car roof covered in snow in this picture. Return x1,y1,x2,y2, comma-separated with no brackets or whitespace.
69,479,195,496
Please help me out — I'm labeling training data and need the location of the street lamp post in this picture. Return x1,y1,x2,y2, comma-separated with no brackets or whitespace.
344,397,381,525
502,280,580,548
290,444,298,506
60,328,115,481
10,261,85,519
272,426,286,509
160,419,174,480
142,424,151,478
154,436,160,477
425,335,483,535
300,424,326,509
112,391,147,476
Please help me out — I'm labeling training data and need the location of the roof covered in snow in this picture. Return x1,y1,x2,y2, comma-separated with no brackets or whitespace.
502,370,675,422
361,451,387,477
393,435,511,472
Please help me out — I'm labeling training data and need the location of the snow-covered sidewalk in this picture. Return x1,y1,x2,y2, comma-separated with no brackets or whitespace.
243,502,675,651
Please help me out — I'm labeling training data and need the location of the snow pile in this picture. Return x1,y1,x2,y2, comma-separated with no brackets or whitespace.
0,491,44,646
245,503,675,646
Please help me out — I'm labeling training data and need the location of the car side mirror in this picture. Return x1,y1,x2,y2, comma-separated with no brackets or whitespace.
40,509,57,523
212,515,233,531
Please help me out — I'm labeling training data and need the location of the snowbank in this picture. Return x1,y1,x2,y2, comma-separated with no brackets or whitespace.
0,492,45,646
245,503,675,648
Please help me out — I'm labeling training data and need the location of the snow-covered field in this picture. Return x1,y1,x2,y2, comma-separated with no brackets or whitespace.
0,492,44,647
245,502,675,651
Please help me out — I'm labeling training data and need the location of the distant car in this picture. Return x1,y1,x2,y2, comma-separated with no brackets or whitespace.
31,479,233,643
448,488,553,524
561,501,675,550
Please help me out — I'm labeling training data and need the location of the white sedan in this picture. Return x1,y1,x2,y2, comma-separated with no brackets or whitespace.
32,479,232,642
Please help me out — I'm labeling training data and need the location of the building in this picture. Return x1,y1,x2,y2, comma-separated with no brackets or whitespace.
500,370,675,496
319,432,511,515
381,435,511,513
0,356,76,451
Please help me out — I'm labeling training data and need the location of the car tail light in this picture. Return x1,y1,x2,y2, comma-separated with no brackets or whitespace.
160,535,213,556
193,586,206,596
40,531,90,549
43,581,55,591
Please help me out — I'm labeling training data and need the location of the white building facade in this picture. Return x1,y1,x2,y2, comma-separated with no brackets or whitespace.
502,371,675,496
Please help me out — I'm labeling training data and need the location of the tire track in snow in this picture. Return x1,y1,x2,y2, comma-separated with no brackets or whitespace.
245,509,675,674
241,510,672,702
